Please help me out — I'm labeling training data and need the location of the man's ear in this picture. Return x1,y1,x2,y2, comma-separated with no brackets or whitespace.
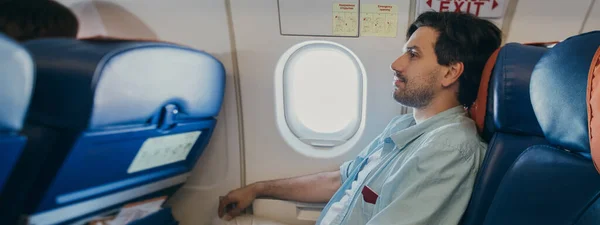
441,62,464,87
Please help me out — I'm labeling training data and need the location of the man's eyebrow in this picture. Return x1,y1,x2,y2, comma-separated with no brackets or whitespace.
405,45,421,52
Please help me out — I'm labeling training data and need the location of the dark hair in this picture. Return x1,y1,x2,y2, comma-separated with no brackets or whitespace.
407,11,501,108
0,0,79,41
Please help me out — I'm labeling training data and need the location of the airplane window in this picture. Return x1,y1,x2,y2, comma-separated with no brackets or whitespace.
275,40,366,154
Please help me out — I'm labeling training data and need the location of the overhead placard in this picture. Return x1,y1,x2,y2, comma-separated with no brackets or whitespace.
360,4,399,37
279,0,360,37
332,3,359,36
416,0,506,18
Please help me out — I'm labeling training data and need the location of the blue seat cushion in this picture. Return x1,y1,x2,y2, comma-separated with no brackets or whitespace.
482,145,600,225
530,31,600,153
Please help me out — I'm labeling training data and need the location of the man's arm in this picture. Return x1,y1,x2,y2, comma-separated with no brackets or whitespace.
218,170,341,220
255,170,342,202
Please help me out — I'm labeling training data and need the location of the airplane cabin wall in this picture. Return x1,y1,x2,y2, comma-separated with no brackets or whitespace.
506,0,596,42
583,0,600,33
44,0,600,225
230,0,408,186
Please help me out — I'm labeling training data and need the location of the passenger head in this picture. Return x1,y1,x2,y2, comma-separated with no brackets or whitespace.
0,0,79,41
391,11,501,109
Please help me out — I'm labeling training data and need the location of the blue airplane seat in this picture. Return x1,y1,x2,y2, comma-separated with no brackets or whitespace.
0,38,225,225
0,34,34,195
460,43,549,225
481,31,600,225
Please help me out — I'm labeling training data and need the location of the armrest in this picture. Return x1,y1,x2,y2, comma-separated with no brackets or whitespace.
252,198,326,225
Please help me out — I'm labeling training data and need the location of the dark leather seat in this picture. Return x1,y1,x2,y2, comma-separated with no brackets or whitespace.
480,30,600,225
0,38,226,224
461,42,549,225
464,31,600,225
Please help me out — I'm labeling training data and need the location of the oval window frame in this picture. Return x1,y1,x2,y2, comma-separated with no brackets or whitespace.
274,40,367,158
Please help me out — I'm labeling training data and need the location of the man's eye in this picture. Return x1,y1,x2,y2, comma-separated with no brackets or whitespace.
409,51,417,58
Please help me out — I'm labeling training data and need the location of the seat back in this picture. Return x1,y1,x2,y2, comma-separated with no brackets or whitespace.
0,34,34,195
461,43,549,225
0,38,225,224
481,31,600,225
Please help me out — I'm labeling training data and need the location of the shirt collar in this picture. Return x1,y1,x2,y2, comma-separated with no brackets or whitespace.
390,106,466,148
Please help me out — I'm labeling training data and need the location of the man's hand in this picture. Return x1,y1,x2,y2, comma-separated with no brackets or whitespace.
218,184,262,221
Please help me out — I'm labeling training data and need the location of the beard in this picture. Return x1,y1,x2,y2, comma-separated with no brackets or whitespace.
393,73,437,109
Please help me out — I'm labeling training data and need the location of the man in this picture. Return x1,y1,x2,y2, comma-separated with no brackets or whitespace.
0,0,79,41
218,11,501,225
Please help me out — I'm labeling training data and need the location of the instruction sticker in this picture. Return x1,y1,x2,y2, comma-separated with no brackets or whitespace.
360,4,399,37
333,3,359,36
127,131,202,174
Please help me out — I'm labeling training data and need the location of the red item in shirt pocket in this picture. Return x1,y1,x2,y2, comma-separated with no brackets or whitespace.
362,185,379,204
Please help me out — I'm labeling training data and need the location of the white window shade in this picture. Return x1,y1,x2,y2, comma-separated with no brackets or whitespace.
276,41,365,149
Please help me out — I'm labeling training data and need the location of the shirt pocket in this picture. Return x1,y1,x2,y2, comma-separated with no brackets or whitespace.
360,193,378,218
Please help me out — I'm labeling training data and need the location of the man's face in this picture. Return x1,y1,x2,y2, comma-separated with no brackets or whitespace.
391,27,446,108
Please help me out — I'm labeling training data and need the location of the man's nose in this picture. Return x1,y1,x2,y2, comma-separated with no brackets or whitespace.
391,55,406,74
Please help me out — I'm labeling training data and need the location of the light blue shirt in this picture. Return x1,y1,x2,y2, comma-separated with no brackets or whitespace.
317,106,487,225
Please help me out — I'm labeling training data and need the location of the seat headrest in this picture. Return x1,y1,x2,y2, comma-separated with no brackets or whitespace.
0,34,34,133
23,38,225,130
472,43,548,140
530,31,600,154
486,43,548,138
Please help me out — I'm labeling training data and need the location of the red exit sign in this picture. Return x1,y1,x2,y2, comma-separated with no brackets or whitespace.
417,0,506,18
